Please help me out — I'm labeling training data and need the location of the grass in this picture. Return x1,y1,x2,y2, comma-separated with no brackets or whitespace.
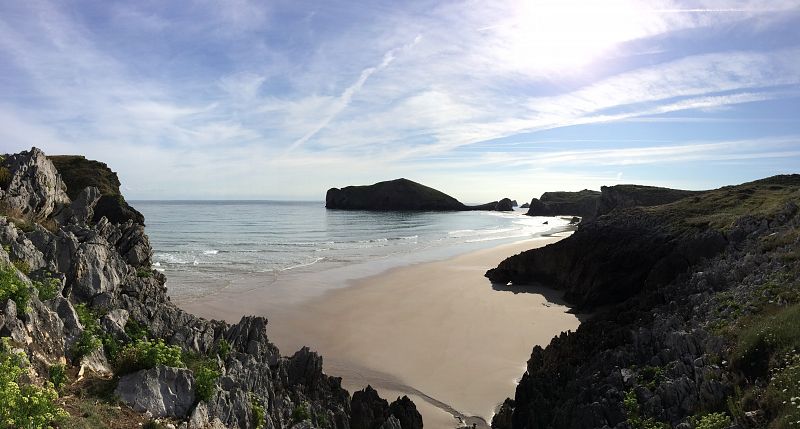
643,175,800,232
733,303,800,378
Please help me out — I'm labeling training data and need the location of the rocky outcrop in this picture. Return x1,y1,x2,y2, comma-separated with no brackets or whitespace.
0,147,70,222
595,184,700,219
326,179,466,211
520,203,529,209
49,155,145,225
525,190,600,219
0,148,420,429
326,179,515,212
389,396,423,429
116,365,197,418
351,386,390,429
488,175,800,429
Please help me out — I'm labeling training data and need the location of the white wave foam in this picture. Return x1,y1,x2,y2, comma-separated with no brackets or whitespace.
203,250,219,255
281,257,325,271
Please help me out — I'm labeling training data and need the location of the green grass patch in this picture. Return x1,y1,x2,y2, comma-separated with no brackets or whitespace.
0,263,31,315
733,303,800,378
12,259,30,275
691,412,732,429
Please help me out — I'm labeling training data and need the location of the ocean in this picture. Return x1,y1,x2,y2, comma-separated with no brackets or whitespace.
133,201,571,301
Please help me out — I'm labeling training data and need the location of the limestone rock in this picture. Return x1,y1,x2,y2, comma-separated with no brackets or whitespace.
115,365,197,418
0,147,71,222
389,396,423,429
351,386,389,429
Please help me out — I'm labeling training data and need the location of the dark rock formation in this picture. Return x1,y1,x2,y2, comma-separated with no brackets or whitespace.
0,148,421,429
511,200,518,207
49,155,145,225
389,395,423,429
488,175,800,429
595,184,700,219
326,179,515,212
326,178,466,211
525,190,600,219
351,386,390,429
115,365,197,418
495,198,515,212
520,202,529,209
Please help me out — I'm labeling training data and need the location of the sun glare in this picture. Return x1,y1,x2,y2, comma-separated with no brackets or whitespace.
490,0,657,75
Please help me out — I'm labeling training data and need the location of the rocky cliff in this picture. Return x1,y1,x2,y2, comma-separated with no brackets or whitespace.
487,175,800,429
525,190,601,219
0,148,422,429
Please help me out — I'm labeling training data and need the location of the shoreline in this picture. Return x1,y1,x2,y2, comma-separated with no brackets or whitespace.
178,232,581,428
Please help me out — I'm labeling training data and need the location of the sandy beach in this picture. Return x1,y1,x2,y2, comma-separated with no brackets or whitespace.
180,234,581,428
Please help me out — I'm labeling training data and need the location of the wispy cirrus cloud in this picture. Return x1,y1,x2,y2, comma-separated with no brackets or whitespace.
0,0,798,200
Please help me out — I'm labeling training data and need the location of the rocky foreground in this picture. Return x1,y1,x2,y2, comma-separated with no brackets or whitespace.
488,175,800,428
0,148,422,429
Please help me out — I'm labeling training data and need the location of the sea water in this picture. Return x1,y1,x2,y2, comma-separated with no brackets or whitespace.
133,201,570,301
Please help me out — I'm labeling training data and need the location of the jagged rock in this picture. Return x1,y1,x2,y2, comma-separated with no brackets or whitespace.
380,416,402,429
520,202,530,209
101,308,129,338
389,396,423,429
351,386,389,429
188,402,227,429
116,365,197,418
0,218,48,272
79,347,113,377
225,316,279,359
0,147,71,222
48,155,145,225
69,240,128,300
56,186,101,226
491,399,514,429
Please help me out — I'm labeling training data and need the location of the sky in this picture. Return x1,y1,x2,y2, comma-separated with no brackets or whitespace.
0,0,799,202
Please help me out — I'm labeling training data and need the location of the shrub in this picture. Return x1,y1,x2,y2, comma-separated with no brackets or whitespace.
194,364,220,401
124,319,150,341
0,166,11,190
72,330,102,360
251,399,266,429
0,264,31,315
291,402,311,423
624,389,669,429
114,339,184,375
692,412,732,429
216,339,231,360
49,363,68,391
34,277,60,301
136,268,152,278
12,259,30,275
0,338,68,428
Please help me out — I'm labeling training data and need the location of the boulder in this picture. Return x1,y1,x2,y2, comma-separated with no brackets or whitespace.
115,365,197,418
0,147,71,222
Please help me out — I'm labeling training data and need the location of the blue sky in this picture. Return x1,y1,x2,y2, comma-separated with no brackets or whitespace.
0,0,799,202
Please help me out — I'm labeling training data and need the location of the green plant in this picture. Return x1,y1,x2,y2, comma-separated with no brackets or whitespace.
251,398,265,429
0,338,68,428
291,402,311,423
194,363,220,401
733,303,800,378
113,339,184,375
638,366,665,390
101,333,122,362
136,268,152,278
216,339,231,360
12,259,30,275
124,319,150,341
49,363,68,391
763,350,800,429
0,166,12,190
73,330,102,360
623,389,669,429
691,412,732,429
34,276,60,301
0,263,31,315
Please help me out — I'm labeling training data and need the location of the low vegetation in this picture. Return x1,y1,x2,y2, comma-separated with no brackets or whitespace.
114,339,184,376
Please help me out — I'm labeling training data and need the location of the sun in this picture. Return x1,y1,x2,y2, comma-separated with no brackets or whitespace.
488,0,657,75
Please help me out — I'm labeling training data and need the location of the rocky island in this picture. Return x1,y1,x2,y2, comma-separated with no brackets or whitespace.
488,175,800,428
0,148,422,429
326,178,514,212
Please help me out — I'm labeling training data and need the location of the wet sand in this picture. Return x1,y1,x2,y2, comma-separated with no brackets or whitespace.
180,234,580,428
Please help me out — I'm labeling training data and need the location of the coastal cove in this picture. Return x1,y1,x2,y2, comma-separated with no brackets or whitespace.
177,233,581,429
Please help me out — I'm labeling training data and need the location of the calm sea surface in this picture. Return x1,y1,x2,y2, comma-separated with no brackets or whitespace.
132,201,570,300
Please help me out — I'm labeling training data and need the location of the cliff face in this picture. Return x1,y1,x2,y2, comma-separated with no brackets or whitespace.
595,184,701,219
525,190,601,219
0,148,421,429
487,175,800,429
